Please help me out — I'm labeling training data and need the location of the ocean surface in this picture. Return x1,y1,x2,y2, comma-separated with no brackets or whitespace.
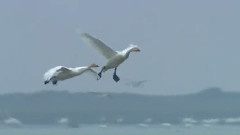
0,125,240,135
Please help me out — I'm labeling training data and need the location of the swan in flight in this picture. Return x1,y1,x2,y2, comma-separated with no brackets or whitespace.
44,64,99,85
81,33,140,82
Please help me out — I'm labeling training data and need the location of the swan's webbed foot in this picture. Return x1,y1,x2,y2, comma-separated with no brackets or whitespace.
50,76,58,85
113,74,120,82
52,80,58,85
97,66,105,80
113,67,120,82
97,72,102,80
44,81,49,85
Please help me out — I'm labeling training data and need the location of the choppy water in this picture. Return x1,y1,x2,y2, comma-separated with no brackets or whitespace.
0,125,240,135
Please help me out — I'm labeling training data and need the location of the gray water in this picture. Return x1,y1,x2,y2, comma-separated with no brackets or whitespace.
0,125,239,135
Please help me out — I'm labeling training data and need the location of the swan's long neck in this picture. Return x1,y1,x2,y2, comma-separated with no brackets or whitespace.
74,66,90,75
123,48,134,59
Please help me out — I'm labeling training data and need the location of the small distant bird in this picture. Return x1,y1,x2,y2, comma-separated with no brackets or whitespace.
81,33,140,82
43,64,99,85
126,80,147,88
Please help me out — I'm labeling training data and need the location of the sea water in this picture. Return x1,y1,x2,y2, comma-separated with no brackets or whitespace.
0,125,239,135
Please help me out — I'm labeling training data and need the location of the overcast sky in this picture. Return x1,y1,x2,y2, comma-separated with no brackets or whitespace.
0,0,240,95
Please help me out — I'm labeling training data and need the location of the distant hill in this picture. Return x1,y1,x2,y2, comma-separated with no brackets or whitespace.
0,87,240,126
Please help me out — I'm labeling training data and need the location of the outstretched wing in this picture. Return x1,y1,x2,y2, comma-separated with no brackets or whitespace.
56,67,71,73
43,66,62,81
43,66,70,81
81,33,117,59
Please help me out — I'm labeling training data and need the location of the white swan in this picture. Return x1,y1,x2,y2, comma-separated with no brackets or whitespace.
44,64,99,85
80,33,140,82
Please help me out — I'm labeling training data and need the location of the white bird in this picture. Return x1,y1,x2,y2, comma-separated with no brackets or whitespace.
81,33,140,82
43,63,99,85
126,80,147,88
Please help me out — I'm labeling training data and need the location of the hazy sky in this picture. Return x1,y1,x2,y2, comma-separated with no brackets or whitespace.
0,0,240,95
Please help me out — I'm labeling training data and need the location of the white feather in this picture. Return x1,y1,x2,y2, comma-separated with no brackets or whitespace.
80,33,140,82
81,33,117,59
43,64,99,85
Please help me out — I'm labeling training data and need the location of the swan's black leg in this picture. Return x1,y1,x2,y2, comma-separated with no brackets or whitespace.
50,76,58,85
97,72,102,80
97,66,105,80
113,67,120,82
52,79,58,85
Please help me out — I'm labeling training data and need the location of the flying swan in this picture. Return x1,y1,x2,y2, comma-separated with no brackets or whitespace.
43,64,99,85
80,33,140,82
